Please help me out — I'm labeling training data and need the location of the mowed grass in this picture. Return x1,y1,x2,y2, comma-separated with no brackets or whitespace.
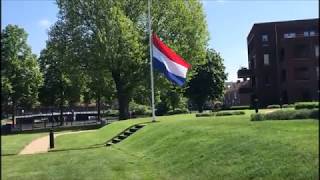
2,133,47,155
2,110,319,180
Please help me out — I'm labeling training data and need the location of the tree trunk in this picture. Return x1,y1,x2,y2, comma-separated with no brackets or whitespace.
117,91,129,120
97,94,101,121
113,72,130,120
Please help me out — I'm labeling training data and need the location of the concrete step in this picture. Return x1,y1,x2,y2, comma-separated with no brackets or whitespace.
106,142,113,147
129,128,138,132
135,124,144,128
124,131,132,136
112,138,121,144
118,134,127,139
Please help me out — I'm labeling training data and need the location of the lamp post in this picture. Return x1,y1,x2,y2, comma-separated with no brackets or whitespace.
50,109,54,149
254,98,259,113
21,109,24,131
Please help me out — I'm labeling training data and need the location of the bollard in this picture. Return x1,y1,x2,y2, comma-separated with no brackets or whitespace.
254,98,259,113
49,129,54,149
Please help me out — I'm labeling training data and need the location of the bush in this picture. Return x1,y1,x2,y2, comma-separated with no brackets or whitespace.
196,111,245,117
155,102,170,116
251,109,319,121
267,104,280,109
216,111,245,116
282,104,294,108
196,113,215,117
104,110,119,117
294,102,319,110
167,108,189,115
228,106,250,110
250,113,265,121
129,102,150,115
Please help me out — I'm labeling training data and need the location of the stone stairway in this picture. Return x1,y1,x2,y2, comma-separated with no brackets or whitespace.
106,124,145,146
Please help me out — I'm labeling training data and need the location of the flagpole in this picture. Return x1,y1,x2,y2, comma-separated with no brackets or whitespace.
148,0,156,122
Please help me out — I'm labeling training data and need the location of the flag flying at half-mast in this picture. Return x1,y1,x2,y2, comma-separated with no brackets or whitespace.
152,33,191,86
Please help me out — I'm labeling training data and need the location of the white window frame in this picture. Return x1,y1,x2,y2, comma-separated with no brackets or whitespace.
264,54,270,65
262,34,268,42
284,33,296,38
310,31,316,36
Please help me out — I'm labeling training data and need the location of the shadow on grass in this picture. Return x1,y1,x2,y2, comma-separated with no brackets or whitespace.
49,144,106,153
1,153,17,156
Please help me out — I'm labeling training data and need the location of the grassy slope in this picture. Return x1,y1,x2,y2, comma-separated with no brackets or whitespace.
2,111,319,180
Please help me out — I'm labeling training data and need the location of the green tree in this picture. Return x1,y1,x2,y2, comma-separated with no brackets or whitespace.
55,0,208,119
39,20,86,125
185,49,227,113
1,25,43,125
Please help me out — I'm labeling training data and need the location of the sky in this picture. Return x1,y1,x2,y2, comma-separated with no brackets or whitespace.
2,0,318,82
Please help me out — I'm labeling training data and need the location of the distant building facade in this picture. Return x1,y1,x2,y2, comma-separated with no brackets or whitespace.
238,18,319,107
223,81,251,107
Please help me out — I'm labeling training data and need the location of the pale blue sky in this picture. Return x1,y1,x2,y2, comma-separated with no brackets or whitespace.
2,0,318,81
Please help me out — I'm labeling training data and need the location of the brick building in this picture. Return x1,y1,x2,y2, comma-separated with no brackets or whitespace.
223,81,251,107
238,18,319,107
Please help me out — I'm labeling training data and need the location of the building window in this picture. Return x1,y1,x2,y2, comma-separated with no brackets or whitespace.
310,31,316,36
294,67,309,80
262,34,268,42
315,45,319,57
316,67,319,80
294,44,309,58
265,75,270,86
281,69,286,82
284,33,296,38
304,31,309,37
264,54,269,65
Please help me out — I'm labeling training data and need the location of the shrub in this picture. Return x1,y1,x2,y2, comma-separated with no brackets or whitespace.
104,110,119,117
250,113,265,121
167,108,189,115
294,102,319,110
155,102,170,116
251,109,319,121
267,104,280,109
228,106,250,110
216,111,245,116
282,104,294,108
196,111,245,117
129,102,150,116
196,113,215,117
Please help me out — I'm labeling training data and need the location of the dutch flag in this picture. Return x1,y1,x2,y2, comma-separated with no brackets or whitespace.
152,33,191,86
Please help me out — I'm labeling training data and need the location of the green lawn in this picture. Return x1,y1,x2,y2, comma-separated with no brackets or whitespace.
2,133,47,155
2,110,319,180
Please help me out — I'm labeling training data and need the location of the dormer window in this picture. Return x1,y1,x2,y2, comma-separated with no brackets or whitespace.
284,33,296,38
262,34,268,42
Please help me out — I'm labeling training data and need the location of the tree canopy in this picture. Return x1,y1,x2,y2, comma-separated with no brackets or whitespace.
1,25,43,122
185,49,227,112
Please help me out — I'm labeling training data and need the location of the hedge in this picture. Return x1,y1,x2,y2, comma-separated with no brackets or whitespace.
267,104,280,109
294,102,319,110
216,111,245,116
196,111,245,117
251,109,319,121
167,108,189,115
282,104,294,108
228,106,250,110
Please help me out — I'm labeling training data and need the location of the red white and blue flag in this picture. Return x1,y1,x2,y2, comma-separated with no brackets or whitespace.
152,33,191,86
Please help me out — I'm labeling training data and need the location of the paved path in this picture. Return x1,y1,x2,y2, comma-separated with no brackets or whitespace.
19,130,96,155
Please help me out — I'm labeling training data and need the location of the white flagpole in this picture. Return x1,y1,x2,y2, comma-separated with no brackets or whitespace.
148,0,156,122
